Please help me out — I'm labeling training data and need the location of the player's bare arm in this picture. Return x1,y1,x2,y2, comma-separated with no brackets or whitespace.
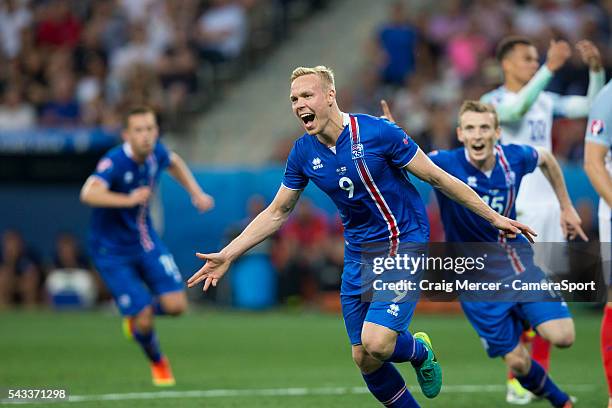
188,186,301,291
405,150,536,242
167,152,215,213
536,147,588,241
584,142,612,211
80,176,151,208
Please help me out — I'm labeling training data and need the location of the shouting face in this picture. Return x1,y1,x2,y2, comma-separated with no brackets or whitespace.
290,74,335,135
457,110,501,168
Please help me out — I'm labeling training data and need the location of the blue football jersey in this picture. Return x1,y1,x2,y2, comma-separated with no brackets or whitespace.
282,114,430,294
429,144,538,243
87,141,171,255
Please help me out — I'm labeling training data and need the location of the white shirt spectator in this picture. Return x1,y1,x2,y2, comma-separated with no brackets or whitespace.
198,2,247,58
0,103,35,130
0,0,32,59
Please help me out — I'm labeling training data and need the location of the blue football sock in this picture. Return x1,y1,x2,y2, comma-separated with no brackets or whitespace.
362,362,420,407
386,331,427,367
133,329,162,363
516,360,569,407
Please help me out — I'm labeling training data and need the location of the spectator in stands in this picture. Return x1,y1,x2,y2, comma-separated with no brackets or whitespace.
157,26,198,113
110,22,159,84
0,85,35,130
196,0,247,63
274,199,329,303
39,73,81,126
46,233,100,308
35,0,82,50
446,16,491,80
0,229,41,309
0,0,32,60
19,47,48,109
417,104,458,153
376,1,419,86
76,53,108,125
391,73,430,137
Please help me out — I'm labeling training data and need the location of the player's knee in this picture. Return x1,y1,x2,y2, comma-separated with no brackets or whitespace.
361,335,393,361
352,346,383,373
160,296,188,316
548,329,574,348
164,302,187,316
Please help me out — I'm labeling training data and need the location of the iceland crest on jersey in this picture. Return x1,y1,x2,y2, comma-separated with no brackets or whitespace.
351,143,364,159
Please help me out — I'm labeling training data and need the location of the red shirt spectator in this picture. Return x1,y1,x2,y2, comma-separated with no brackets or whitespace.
36,0,82,49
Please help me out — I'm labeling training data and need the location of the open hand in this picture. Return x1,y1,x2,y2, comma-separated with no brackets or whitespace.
492,215,537,243
560,206,588,241
187,252,231,291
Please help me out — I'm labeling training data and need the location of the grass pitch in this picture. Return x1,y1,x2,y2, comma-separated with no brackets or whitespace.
0,306,607,407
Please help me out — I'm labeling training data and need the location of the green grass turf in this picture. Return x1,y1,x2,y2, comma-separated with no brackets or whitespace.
0,306,607,407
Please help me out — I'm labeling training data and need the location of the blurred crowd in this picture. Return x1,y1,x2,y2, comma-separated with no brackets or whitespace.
343,0,612,163
0,0,327,132
273,0,612,164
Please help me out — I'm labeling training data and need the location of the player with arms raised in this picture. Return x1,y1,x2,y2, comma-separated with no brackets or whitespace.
188,66,534,407
584,78,612,408
481,36,604,403
80,107,214,386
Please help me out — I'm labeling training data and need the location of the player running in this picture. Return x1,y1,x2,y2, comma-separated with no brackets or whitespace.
583,78,612,408
389,100,582,408
481,36,604,403
188,66,534,407
80,107,214,386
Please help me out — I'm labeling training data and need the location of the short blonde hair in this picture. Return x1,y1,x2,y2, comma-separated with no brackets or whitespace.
290,66,335,89
458,100,499,129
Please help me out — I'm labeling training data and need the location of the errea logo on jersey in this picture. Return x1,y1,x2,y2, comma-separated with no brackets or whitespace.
387,303,400,317
312,157,324,170
467,176,478,187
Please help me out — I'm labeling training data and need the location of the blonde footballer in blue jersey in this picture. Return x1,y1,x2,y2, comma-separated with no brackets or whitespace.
189,66,535,408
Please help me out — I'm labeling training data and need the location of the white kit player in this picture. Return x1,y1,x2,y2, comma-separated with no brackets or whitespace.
584,79,612,408
482,37,604,244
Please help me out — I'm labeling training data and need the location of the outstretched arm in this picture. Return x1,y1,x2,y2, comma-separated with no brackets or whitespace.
167,152,214,212
187,186,302,291
536,147,588,240
405,150,536,242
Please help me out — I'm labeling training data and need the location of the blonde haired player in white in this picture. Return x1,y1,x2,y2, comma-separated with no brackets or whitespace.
481,36,605,404
584,78,612,408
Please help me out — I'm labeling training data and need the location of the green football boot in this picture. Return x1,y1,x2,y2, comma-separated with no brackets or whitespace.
413,332,442,398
